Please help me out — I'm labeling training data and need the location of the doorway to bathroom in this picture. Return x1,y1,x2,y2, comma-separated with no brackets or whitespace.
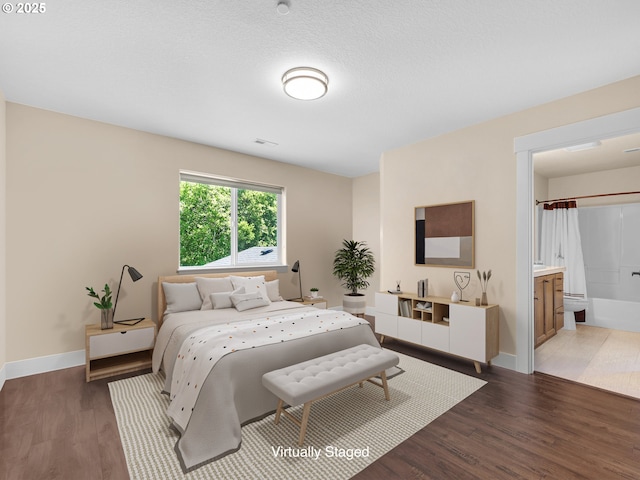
531,134,640,398
515,107,640,377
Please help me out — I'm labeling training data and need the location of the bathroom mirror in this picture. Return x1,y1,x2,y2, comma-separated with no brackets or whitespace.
415,200,475,268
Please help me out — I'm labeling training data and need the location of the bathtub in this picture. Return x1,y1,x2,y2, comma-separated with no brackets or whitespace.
585,297,640,333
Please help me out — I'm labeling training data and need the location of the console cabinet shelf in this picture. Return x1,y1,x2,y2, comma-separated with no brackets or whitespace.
375,292,499,373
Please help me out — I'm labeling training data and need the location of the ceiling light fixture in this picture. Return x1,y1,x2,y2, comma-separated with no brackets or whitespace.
282,67,328,100
564,141,601,152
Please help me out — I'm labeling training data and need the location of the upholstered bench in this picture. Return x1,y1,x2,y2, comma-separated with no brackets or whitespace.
262,344,400,445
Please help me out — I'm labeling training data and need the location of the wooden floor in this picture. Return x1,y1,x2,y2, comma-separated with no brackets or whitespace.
1,318,639,480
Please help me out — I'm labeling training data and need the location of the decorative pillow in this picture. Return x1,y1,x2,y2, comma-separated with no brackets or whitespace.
210,287,245,310
196,277,234,310
266,279,283,302
229,275,271,304
162,282,203,313
230,291,270,312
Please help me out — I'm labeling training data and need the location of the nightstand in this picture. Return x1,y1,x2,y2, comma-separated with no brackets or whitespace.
85,318,156,382
293,297,327,309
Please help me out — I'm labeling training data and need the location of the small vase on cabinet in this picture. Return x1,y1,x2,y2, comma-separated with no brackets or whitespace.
481,292,488,306
101,308,114,330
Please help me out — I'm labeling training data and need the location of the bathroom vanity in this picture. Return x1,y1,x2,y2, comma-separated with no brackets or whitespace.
534,267,565,347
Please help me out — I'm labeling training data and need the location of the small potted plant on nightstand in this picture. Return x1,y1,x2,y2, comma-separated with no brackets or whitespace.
86,284,114,329
310,287,319,298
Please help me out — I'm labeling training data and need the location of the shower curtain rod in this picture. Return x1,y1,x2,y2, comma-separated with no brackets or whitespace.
536,190,640,205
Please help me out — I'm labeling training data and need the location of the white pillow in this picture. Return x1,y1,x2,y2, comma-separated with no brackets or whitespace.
266,279,283,302
196,277,234,310
230,275,271,304
210,287,245,310
230,291,269,312
162,282,203,313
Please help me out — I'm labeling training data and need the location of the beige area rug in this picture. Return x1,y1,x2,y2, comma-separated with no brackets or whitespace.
109,351,486,480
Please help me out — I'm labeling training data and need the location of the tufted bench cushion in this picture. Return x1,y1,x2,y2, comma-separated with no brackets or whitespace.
262,344,399,445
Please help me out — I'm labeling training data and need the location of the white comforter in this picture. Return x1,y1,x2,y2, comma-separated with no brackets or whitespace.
151,301,380,472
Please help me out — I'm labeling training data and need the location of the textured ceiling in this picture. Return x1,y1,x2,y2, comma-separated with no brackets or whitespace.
1,1,640,177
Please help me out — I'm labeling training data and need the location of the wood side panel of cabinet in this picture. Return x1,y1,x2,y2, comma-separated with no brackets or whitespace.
534,277,546,347
554,273,564,330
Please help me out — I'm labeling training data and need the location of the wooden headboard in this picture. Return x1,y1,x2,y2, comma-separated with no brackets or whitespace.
157,270,279,327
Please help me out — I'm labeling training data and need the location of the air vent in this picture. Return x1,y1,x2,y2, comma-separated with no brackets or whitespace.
254,138,278,147
623,147,640,153
564,141,601,152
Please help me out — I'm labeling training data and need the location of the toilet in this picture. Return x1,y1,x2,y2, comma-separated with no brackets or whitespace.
563,296,588,330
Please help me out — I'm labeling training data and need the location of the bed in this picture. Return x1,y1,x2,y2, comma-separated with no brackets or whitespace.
151,270,380,472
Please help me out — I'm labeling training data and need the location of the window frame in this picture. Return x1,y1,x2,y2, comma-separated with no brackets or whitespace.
178,170,285,273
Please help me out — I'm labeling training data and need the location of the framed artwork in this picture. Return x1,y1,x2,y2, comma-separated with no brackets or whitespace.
415,200,474,268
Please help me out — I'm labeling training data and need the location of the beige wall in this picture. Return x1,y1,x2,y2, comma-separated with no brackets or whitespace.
6,103,353,362
380,75,640,357
352,172,380,307
0,90,6,375
548,165,640,207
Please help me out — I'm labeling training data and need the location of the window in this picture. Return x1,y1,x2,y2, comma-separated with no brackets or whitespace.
179,171,283,269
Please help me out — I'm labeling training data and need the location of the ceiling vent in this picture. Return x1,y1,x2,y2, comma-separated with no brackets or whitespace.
254,138,278,147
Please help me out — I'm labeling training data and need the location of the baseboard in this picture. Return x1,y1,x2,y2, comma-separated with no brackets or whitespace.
491,351,517,371
4,349,85,381
0,363,6,391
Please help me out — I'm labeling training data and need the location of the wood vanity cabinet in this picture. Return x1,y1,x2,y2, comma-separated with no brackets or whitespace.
534,272,564,348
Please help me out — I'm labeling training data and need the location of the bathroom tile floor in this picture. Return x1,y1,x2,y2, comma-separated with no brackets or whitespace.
535,324,640,399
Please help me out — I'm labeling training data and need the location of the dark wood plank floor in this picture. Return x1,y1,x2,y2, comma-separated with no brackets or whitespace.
1,317,639,480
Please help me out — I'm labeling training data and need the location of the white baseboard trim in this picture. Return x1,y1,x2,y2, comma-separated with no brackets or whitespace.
0,363,6,391
491,352,517,371
4,349,85,381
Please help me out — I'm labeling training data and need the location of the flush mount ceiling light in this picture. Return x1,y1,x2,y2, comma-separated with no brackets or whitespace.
282,67,328,100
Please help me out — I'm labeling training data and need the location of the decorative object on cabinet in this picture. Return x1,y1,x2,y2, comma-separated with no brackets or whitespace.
113,264,144,325
86,284,114,330
450,291,460,303
417,278,428,297
333,239,375,315
309,287,319,298
85,318,156,382
415,201,474,268
375,291,499,373
453,271,470,301
477,269,492,305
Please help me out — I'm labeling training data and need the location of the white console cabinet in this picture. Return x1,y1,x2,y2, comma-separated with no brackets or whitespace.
375,292,499,373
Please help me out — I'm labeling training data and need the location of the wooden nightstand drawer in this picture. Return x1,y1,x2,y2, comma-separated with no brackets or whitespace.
89,326,155,359
85,318,156,382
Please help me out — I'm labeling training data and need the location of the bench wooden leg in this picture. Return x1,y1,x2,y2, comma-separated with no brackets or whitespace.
474,361,482,374
380,370,390,401
298,402,312,446
274,399,284,425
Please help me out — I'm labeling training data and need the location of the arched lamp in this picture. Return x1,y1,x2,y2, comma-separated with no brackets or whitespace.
113,264,144,325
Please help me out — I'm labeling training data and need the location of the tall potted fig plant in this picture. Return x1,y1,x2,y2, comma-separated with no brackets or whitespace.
332,240,375,315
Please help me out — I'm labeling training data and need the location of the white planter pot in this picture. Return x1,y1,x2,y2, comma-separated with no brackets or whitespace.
343,294,366,315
